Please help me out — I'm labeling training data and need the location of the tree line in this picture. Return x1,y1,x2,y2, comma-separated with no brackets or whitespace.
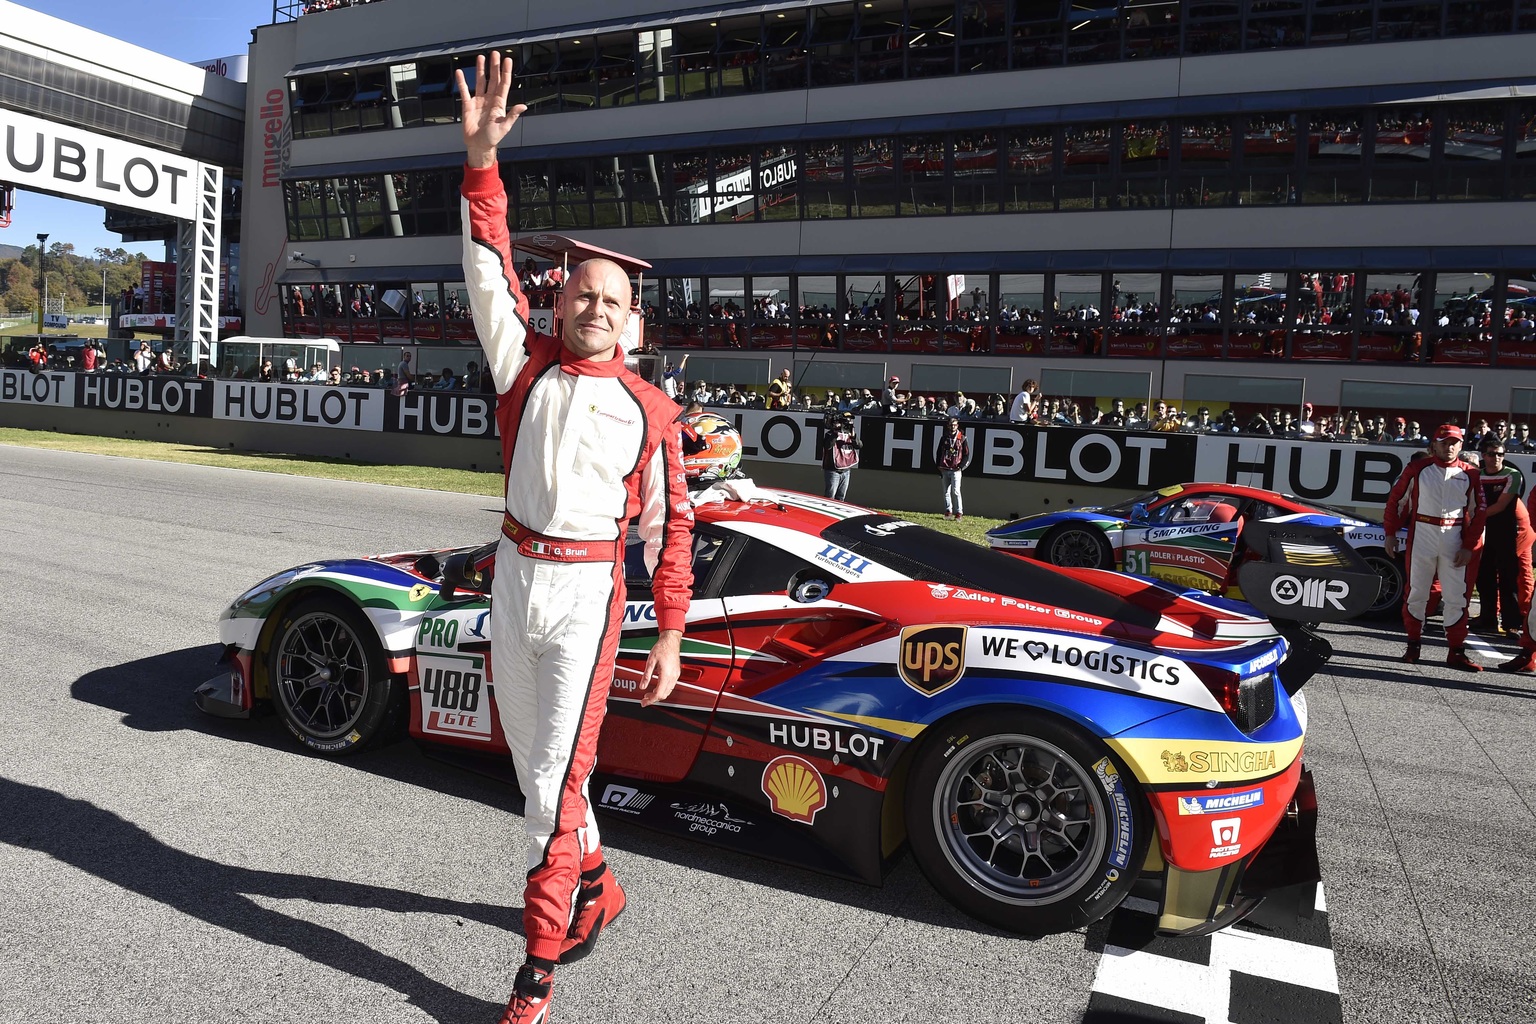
0,242,150,314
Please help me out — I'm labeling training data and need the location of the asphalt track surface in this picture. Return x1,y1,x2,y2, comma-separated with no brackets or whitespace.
1,444,1532,1024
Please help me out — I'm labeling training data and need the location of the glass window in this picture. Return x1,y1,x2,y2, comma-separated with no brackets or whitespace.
1004,127,1055,211
1228,271,1290,359
959,1,1008,73
806,3,857,87
1166,274,1225,359
1010,1,1064,69
1236,113,1301,206
625,154,667,226
594,32,638,108
797,274,841,350
325,71,360,134
390,63,422,126
1515,101,1536,200
1177,116,1234,207
708,145,756,224
1055,272,1106,362
1310,0,1374,46
1184,0,1241,54
1060,122,1113,211
907,1,960,79
952,130,1001,214
636,29,670,104
353,68,392,131
1124,0,1180,58
515,42,559,115
757,144,801,221
899,134,950,215
718,13,765,97
1246,0,1307,50
1304,110,1365,204
514,163,552,231
289,74,330,138
850,136,898,217
1438,102,1508,201
747,276,792,351
1502,273,1536,366
553,38,598,111
670,149,711,224
993,273,1046,353
805,140,849,219
1065,4,1121,64
1446,0,1514,35
1117,120,1170,208
416,58,461,123
1378,0,1443,39
1369,108,1433,203
286,180,324,241
855,0,906,82
551,157,593,229
593,157,626,229
1102,273,1163,358
1431,271,1497,366
668,22,718,101
706,277,747,349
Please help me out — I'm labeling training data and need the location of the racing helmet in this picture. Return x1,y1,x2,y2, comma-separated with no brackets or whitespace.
679,412,744,482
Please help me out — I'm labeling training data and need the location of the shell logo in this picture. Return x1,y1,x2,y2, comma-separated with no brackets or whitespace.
761,754,828,824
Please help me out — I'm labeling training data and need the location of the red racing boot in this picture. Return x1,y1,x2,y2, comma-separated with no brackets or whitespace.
1446,647,1483,672
498,962,554,1024
1499,647,1536,673
558,862,626,965
1402,642,1421,664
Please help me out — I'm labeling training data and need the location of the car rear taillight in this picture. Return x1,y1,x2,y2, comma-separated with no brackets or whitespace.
1189,663,1276,733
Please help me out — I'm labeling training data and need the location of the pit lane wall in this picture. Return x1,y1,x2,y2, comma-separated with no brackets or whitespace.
3,368,1516,518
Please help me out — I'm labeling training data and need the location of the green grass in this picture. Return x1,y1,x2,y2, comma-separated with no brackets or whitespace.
0,426,1003,540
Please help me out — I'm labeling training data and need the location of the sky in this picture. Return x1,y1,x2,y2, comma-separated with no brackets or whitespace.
7,0,274,259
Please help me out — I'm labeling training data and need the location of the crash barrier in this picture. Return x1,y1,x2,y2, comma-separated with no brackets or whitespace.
4,367,1527,519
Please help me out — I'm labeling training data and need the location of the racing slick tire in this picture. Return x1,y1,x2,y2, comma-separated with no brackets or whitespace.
1360,549,1405,617
1042,524,1115,570
905,709,1147,935
269,595,403,756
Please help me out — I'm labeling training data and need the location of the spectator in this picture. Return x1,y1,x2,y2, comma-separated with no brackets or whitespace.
881,376,906,416
257,358,275,382
1100,398,1127,427
307,362,327,383
662,356,688,401
435,367,458,390
1125,402,1150,430
911,395,935,419
945,392,966,418
132,342,153,375
1186,407,1214,432
80,341,98,373
1514,423,1534,452
396,348,415,391
767,368,793,410
1008,379,1036,423
1298,402,1317,436
816,409,862,500
690,380,710,405
937,416,972,520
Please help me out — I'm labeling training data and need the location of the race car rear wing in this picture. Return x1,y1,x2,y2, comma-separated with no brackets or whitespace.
1235,521,1382,623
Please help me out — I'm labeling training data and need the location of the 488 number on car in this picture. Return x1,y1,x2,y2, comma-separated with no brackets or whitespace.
421,665,482,712
417,654,494,739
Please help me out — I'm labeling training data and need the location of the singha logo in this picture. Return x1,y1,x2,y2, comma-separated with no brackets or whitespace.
1160,750,1189,772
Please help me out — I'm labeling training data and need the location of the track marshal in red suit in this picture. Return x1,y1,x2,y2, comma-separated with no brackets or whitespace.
456,51,695,1024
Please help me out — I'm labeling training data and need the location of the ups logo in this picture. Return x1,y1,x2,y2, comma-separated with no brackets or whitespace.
898,625,968,695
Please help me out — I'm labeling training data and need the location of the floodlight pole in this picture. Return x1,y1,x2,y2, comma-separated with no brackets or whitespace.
35,233,47,332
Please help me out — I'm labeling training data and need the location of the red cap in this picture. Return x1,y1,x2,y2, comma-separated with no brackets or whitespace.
889,376,900,383
1434,424,1464,441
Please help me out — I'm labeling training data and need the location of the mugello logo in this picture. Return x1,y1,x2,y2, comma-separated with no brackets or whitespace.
898,625,967,695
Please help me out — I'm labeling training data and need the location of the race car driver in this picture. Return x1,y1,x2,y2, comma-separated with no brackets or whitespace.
456,52,695,1024
1383,424,1487,670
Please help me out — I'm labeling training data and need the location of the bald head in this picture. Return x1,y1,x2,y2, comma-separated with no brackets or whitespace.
560,259,633,361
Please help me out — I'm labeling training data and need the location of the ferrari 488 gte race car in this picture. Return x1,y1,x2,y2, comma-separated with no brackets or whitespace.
196,484,1349,937
985,482,1406,617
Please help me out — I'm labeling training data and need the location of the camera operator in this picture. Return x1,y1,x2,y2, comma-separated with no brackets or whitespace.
817,408,863,500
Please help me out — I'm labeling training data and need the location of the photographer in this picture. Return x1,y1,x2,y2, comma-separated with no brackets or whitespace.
817,409,863,500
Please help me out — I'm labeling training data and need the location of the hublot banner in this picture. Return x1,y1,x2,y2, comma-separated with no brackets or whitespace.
11,373,1526,512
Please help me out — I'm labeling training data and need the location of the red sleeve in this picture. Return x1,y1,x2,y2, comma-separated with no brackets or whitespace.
1462,466,1487,549
461,164,534,394
632,385,695,633
1382,460,1421,535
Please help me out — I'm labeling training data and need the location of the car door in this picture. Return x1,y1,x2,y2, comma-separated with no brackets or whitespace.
594,526,734,782
1122,493,1244,591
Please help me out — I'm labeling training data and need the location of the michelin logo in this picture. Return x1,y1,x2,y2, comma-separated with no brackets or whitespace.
1177,788,1265,815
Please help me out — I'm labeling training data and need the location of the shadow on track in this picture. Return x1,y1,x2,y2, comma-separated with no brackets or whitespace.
0,776,510,1024
70,646,1033,944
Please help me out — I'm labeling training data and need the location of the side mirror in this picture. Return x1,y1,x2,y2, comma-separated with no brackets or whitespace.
1129,502,1150,524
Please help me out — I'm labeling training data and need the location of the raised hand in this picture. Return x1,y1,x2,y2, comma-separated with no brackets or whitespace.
456,50,527,169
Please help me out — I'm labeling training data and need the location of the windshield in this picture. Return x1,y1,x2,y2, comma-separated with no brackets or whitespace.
821,515,1159,628
1096,488,1175,518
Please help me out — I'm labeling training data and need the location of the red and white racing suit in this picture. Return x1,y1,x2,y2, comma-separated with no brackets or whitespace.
1383,457,1486,645
461,164,694,963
